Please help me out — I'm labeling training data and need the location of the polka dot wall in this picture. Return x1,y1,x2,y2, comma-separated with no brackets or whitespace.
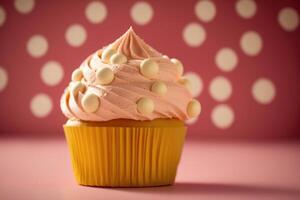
0,0,299,138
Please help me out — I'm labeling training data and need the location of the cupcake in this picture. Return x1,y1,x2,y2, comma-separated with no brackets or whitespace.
61,27,201,187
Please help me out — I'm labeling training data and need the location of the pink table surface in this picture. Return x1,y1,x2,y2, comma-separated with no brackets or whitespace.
0,138,300,200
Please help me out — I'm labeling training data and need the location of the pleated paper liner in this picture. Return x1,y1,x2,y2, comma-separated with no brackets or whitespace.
63,119,186,187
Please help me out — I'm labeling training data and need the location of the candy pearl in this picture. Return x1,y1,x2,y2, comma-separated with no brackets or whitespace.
187,99,201,118
81,93,100,113
162,55,169,59
140,58,159,78
110,52,127,64
137,97,154,115
171,58,184,76
70,81,86,96
178,78,192,93
96,67,114,85
71,69,83,81
151,81,167,96
101,47,117,63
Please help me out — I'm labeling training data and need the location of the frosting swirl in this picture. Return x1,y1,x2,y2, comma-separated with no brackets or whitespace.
60,27,201,121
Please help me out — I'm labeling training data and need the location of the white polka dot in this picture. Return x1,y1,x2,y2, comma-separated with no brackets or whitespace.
252,78,276,104
130,1,153,25
184,72,203,97
30,93,52,118
26,35,48,58
211,104,234,129
0,6,6,27
185,117,198,125
215,48,238,72
209,76,232,102
14,0,35,14
65,24,87,47
235,0,257,19
41,61,64,86
240,31,263,56
0,67,8,92
85,1,107,24
278,7,299,32
195,0,216,22
183,22,206,47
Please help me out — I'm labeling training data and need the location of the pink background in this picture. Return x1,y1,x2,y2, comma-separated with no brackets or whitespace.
1,1,300,199
0,0,300,139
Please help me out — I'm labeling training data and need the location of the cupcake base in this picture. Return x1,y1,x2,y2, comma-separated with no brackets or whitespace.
64,119,186,187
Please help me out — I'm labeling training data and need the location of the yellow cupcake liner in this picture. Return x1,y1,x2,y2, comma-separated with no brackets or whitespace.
64,121,186,187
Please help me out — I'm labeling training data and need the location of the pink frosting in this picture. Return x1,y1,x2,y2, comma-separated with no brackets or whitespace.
60,27,193,121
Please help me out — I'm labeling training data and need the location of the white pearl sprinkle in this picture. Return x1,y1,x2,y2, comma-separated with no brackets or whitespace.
151,81,167,96
96,67,114,85
110,52,127,64
81,93,100,113
137,97,154,115
140,58,159,78
187,99,201,118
